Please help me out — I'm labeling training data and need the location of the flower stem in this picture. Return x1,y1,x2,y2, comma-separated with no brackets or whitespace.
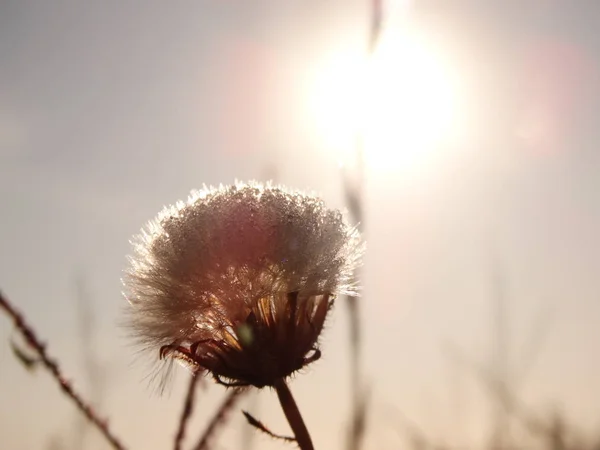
274,378,314,450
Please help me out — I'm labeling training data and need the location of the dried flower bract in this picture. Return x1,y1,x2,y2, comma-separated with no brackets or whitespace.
124,181,363,388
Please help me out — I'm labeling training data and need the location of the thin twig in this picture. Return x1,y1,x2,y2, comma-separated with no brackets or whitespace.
174,371,203,450
242,410,296,444
274,378,314,450
241,391,260,450
0,291,127,450
193,388,245,450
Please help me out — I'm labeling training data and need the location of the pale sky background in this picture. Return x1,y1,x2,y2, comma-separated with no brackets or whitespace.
1,1,600,449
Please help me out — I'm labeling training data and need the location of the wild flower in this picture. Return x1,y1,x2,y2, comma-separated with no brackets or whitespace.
123,181,363,389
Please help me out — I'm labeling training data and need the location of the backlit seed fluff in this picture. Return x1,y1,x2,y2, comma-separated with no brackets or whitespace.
124,181,363,388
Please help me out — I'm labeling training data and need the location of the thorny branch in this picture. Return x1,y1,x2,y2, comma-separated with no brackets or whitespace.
0,291,127,450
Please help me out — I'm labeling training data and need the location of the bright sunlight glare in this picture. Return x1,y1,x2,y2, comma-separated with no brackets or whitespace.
308,22,465,175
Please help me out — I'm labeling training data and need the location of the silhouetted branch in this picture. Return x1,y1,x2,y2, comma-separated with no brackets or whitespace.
193,388,245,450
174,371,203,450
242,411,296,444
0,291,127,450
241,391,259,450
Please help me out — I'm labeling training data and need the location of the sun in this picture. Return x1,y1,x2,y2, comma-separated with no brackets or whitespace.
308,21,464,175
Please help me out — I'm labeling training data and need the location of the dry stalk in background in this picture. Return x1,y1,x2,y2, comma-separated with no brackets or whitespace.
343,2,385,449
0,291,127,450
72,273,108,450
193,388,245,450
174,371,204,450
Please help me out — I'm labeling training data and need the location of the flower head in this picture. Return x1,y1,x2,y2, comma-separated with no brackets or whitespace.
124,181,363,388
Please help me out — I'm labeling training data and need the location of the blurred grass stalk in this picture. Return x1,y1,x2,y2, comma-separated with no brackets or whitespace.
343,2,384,449
72,272,107,450
193,389,246,450
174,371,203,450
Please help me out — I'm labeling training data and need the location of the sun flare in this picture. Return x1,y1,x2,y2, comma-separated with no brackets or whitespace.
309,22,464,175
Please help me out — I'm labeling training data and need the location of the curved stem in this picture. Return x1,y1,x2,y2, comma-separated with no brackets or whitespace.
274,378,314,450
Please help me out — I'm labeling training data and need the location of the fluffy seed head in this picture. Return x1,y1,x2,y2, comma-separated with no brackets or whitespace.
123,181,363,388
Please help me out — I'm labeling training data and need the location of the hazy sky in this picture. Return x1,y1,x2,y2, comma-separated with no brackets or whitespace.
1,1,600,449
